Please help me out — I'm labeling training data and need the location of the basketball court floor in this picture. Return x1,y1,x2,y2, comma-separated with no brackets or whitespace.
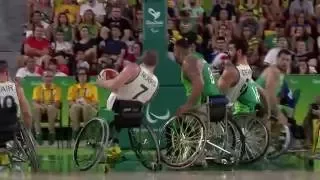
1,149,320,180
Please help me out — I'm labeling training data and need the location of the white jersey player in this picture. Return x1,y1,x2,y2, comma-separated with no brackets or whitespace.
217,39,253,103
0,60,32,128
96,50,159,109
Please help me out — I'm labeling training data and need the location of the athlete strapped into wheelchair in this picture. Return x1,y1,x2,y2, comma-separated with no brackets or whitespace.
73,50,162,172
0,60,39,171
159,38,270,169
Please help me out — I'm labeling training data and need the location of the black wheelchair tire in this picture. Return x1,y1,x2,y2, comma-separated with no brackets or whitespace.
73,118,109,171
159,112,207,169
128,121,161,171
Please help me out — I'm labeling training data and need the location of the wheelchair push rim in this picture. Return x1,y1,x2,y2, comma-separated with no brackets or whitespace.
128,121,161,171
73,118,109,171
233,114,269,164
159,112,206,169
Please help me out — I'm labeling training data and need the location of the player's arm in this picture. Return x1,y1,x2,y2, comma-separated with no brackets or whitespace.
264,67,280,108
218,62,237,93
97,63,140,92
182,55,204,106
16,83,32,128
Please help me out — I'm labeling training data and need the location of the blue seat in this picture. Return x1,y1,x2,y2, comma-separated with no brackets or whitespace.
208,95,229,122
209,95,229,105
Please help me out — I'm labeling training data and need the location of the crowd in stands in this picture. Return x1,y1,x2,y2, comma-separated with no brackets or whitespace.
18,0,320,79
16,0,320,145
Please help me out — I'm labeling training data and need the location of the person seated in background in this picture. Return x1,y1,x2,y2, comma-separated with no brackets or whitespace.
74,26,97,65
78,0,106,23
32,70,61,145
51,12,74,42
26,10,51,38
68,67,98,139
47,58,69,76
101,25,127,71
78,9,101,39
54,0,80,24
21,25,52,68
15,56,41,81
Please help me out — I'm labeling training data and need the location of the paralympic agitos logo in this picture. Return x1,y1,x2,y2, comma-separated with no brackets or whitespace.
145,104,170,124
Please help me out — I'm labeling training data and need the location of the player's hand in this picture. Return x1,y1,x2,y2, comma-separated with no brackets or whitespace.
96,79,105,87
176,103,193,116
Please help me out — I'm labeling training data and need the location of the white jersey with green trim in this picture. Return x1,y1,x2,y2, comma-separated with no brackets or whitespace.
225,64,252,103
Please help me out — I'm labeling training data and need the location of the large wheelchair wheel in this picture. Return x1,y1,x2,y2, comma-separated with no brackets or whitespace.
128,121,161,171
160,113,206,169
73,118,109,171
266,116,291,160
206,119,245,166
17,124,40,172
234,114,269,164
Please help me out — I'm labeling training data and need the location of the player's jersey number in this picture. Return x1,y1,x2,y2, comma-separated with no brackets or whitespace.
132,84,149,99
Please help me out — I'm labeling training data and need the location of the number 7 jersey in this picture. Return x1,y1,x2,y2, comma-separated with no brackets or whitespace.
113,65,159,104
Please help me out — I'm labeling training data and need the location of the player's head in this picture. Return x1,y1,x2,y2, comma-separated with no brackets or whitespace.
141,50,158,72
0,60,9,81
174,38,192,65
228,38,248,63
276,49,291,73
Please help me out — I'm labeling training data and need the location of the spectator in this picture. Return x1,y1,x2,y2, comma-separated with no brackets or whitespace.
211,0,236,24
52,13,74,42
132,7,143,37
297,60,309,74
79,0,106,23
102,25,126,71
75,51,90,72
293,38,315,63
68,67,98,139
47,58,68,76
262,0,284,21
308,58,318,74
264,37,289,65
22,25,51,68
125,41,142,63
102,5,131,31
28,0,54,24
289,0,314,17
54,0,80,24
26,11,51,38
32,70,61,145
97,26,110,52
79,9,101,38
15,57,41,81
52,30,73,54
74,26,97,64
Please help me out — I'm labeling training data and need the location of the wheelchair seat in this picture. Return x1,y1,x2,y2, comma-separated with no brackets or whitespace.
208,95,229,122
112,100,144,128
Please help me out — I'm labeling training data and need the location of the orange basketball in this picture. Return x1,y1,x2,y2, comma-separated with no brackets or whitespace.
98,68,119,80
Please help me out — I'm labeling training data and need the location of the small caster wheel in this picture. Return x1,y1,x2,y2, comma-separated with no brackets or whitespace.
156,164,162,171
104,164,110,173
